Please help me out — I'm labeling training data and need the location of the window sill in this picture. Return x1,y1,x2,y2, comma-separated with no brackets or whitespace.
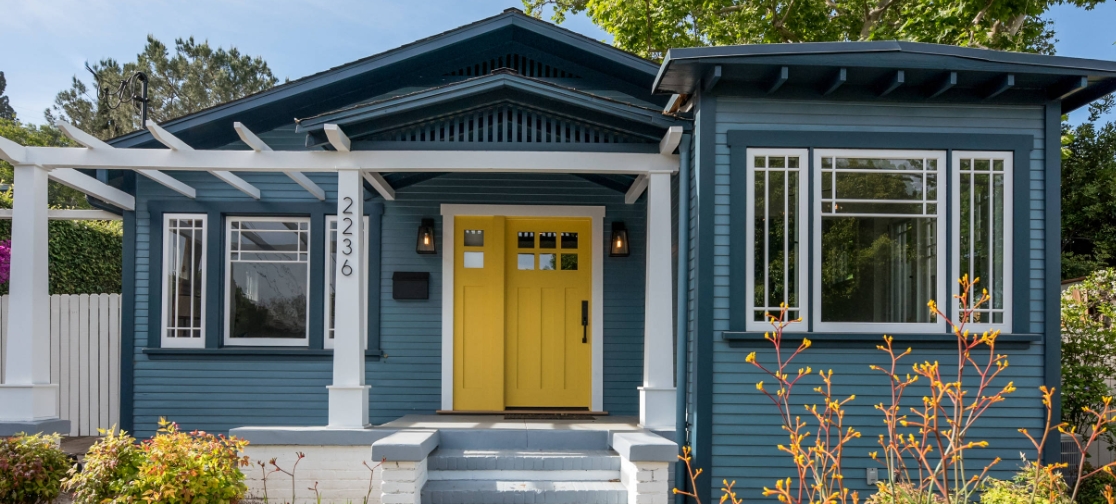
720,331,1041,344
143,347,383,360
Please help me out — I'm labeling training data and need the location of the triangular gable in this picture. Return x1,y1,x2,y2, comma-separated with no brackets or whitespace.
295,72,682,151
109,9,663,151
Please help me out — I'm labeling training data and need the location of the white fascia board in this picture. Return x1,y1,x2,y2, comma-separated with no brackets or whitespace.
659,126,683,155
147,120,260,199
48,168,135,210
0,135,26,164
236,122,324,200
361,171,396,201
19,147,680,174
624,173,649,204
324,124,351,152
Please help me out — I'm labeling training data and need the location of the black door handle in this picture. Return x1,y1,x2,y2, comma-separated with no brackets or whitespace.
581,300,588,343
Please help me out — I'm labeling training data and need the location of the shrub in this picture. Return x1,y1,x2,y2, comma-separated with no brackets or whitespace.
62,427,143,504
1062,269,1116,447
0,432,72,504
125,418,250,504
981,464,1072,504
1075,463,1116,504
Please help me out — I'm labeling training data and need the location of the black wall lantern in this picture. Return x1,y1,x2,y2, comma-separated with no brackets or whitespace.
610,221,630,257
416,218,437,254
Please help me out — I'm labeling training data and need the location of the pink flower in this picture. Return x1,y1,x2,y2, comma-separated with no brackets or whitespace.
0,240,10,285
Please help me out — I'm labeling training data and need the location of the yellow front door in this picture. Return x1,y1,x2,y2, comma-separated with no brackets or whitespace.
452,216,506,411
452,215,593,410
504,218,592,408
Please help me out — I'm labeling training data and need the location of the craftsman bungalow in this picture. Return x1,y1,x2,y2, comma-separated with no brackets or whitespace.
3,9,1116,504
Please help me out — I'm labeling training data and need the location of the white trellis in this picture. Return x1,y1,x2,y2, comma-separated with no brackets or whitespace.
0,120,682,432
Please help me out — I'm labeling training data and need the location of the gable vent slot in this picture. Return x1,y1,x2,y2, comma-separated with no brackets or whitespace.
444,54,581,79
371,104,649,145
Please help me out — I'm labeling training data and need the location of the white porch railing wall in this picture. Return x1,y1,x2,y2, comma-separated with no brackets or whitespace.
0,294,120,436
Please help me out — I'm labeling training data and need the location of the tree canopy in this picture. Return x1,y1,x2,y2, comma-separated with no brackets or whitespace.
0,72,15,120
1062,98,1116,279
47,35,279,140
0,119,89,209
523,0,1108,60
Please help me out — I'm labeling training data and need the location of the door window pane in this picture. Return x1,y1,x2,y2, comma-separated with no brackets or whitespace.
463,251,484,268
540,253,556,270
518,253,535,270
561,232,578,249
561,254,578,271
539,232,557,249
518,232,535,248
464,229,484,247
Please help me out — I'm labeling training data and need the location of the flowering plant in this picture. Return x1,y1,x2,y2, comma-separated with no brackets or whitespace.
0,239,10,284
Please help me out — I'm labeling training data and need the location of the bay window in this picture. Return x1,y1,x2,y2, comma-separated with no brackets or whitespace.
745,149,808,331
953,152,1013,332
225,217,311,346
161,214,207,348
813,150,946,332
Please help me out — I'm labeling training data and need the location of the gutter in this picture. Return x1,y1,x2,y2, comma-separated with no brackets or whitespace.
674,133,692,504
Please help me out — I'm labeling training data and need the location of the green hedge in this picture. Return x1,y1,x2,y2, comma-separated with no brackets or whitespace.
0,194,122,295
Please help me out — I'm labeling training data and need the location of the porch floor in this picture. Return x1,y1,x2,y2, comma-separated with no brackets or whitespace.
379,414,642,431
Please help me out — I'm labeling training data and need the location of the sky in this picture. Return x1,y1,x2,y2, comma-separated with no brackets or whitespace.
0,0,1113,125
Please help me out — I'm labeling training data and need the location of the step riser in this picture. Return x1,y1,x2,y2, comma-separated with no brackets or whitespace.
428,469,620,481
422,491,626,504
438,429,609,450
428,456,620,472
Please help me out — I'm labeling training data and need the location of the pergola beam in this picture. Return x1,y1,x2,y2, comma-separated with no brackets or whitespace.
659,126,683,155
361,171,396,201
0,209,121,220
58,121,197,199
0,135,26,164
147,120,260,199
235,122,325,201
48,168,135,211
324,124,352,152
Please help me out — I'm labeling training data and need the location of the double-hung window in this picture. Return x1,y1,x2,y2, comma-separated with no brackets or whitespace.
745,149,809,331
325,215,369,349
953,152,1013,332
813,150,946,332
225,217,311,346
161,214,207,348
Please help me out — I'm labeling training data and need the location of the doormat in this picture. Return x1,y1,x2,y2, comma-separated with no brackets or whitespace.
504,413,596,420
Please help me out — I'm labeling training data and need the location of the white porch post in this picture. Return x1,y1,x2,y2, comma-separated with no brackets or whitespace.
0,165,60,423
327,168,370,428
639,172,677,431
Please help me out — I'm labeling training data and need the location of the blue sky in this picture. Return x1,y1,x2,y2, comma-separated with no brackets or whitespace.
1,0,1113,125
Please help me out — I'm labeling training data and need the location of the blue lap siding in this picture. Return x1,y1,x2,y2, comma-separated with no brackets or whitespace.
128,169,646,437
700,97,1050,499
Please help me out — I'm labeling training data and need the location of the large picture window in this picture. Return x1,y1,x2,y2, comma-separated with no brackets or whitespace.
953,152,1013,332
225,217,311,346
813,150,946,332
745,149,808,331
161,214,206,348
325,215,369,349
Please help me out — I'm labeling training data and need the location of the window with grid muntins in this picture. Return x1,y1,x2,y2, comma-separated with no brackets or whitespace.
226,217,311,346
955,152,1013,331
745,150,808,331
162,215,206,348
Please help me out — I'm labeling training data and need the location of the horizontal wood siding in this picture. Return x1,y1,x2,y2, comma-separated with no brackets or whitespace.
131,171,644,436
709,98,1048,497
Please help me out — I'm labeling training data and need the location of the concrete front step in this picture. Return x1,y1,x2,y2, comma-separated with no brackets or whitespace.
427,448,621,472
421,480,628,504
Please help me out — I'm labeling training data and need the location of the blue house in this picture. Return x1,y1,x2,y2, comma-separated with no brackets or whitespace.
2,9,1115,504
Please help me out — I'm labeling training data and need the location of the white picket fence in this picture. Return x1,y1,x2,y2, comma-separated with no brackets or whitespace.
0,294,121,436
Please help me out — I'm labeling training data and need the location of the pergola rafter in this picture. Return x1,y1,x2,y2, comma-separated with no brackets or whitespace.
58,122,197,199
234,122,325,201
146,120,261,199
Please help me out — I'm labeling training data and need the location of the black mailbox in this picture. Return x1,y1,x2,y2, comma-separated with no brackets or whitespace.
392,272,430,300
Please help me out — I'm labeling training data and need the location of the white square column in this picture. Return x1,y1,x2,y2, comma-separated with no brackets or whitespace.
0,165,60,422
639,172,676,431
327,168,370,428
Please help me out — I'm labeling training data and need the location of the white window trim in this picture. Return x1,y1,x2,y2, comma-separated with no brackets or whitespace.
952,151,1014,334
812,149,948,333
160,213,207,349
224,216,312,347
745,148,809,332
324,215,369,350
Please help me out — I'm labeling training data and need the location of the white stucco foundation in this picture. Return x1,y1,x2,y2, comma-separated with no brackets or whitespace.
241,445,382,504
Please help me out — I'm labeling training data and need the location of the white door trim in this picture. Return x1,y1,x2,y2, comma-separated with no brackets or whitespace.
440,204,606,412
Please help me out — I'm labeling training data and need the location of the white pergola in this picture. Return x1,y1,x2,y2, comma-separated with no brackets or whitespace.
0,121,682,431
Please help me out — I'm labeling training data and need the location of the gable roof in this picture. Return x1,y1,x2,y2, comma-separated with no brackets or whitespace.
108,9,661,150
655,41,1116,113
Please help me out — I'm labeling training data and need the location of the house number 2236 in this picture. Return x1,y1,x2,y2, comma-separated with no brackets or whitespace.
340,196,355,277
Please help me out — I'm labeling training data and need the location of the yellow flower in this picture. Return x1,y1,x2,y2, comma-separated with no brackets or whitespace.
745,352,756,364
757,381,765,391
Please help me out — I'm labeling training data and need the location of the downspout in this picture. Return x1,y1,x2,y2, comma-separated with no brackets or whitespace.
674,133,692,504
